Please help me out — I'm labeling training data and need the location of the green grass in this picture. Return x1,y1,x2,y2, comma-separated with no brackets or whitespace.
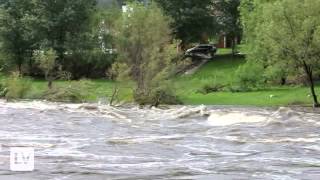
180,87,314,106
216,48,233,55
174,53,316,106
0,49,318,106
174,54,244,99
23,78,133,103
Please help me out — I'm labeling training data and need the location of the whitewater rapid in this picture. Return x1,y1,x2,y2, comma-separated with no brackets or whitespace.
0,101,319,179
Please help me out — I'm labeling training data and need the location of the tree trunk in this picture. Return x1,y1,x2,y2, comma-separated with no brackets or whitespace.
303,61,320,107
109,84,119,106
46,73,53,89
48,79,53,89
28,59,32,75
231,36,237,56
281,77,286,85
17,63,22,76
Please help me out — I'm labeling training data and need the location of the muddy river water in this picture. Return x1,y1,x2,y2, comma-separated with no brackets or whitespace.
0,101,319,180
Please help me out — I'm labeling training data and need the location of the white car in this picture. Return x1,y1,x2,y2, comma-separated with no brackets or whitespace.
185,44,217,60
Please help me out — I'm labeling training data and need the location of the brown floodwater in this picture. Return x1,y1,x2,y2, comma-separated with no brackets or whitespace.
0,101,319,180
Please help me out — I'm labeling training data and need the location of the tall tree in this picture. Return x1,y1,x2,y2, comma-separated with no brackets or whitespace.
114,2,179,106
34,48,57,89
36,0,97,62
213,0,241,55
155,0,217,49
0,0,40,74
242,0,320,107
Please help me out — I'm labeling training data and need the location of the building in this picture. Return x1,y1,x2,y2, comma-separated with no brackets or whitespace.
216,33,241,49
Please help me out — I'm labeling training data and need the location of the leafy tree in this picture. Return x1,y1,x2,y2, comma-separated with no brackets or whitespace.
34,48,57,89
213,0,242,55
98,0,121,8
114,2,180,106
35,0,116,79
62,7,119,79
242,0,320,107
36,0,97,62
0,0,40,74
0,0,117,79
155,0,217,48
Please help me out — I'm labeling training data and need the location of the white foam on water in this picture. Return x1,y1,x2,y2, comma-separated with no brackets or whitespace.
0,100,135,123
271,107,301,119
256,138,320,143
165,105,209,119
108,134,185,144
207,111,268,126
2,142,55,148
0,100,58,110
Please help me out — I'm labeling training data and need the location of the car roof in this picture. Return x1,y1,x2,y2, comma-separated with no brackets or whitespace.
197,44,215,47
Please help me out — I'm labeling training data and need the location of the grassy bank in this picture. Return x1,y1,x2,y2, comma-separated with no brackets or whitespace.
1,49,317,106
175,54,316,106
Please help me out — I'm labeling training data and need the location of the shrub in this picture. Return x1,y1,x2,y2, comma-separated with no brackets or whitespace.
34,48,58,89
226,85,251,92
5,72,31,100
134,87,182,106
114,2,180,106
235,60,265,89
197,83,225,94
44,79,93,103
264,64,288,85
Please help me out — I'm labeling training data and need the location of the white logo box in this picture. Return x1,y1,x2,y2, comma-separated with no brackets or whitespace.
10,147,35,172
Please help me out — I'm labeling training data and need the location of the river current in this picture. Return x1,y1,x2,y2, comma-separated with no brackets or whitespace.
0,101,319,180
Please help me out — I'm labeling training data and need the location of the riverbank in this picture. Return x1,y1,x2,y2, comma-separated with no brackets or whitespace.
0,49,318,107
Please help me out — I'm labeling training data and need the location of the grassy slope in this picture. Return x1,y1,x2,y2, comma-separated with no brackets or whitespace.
2,48,318,106
175,49,315,106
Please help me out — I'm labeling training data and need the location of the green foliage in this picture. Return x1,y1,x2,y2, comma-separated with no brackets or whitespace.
134,87,182,106
34,48,58,88
62,7,119,78
34,48,57,77
264,63,288,84
0,0,40,74
155,0,217,44
213,0,242,54
0,52,318,106
240,0,275,44
198,83,225,94
0,0,113,78
44,79,93,103
0,79,6,97
36,0,96,58
5,72,31,100
240,0,320,106
114,2,180,106
235,60,264,89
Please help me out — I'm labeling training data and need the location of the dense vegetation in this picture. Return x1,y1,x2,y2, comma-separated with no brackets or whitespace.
0,0,115,79
0,0,319,107
240,0,320,107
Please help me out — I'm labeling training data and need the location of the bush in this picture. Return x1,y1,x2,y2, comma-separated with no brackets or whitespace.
264,64,288,85
114,2,180,106
235,60,265,89
226,85,251,92
5,72,31,100
197,83,225,94
134,88,182,106
34,48,57,89
44,79,93,103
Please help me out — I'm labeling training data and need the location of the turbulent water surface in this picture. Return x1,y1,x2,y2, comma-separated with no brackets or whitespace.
0,101,320,180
